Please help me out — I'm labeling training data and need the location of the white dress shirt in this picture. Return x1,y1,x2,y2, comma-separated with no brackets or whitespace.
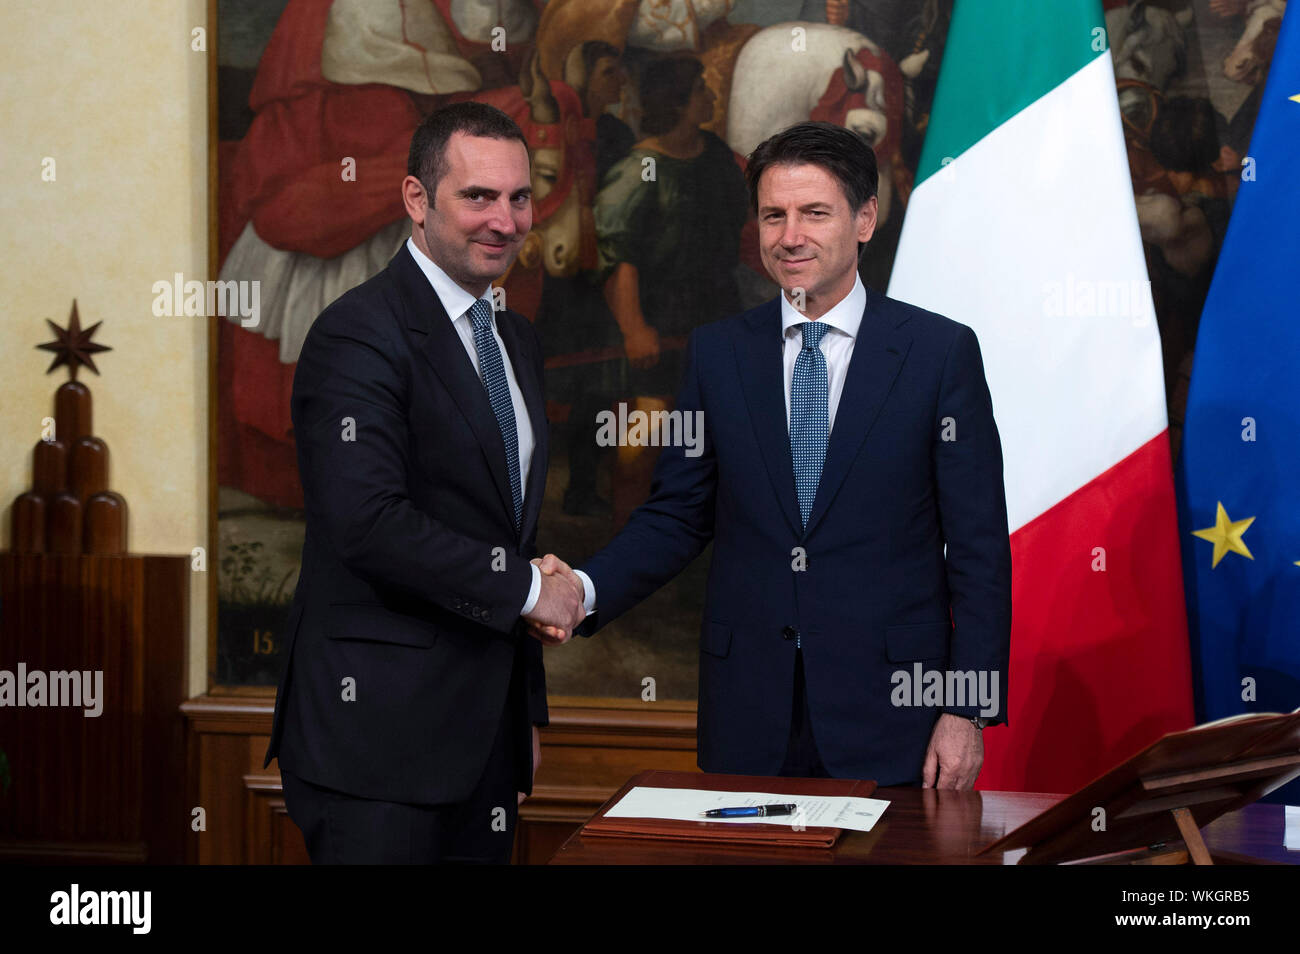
405,237,542,614
574,274,869,616
781,273,866,432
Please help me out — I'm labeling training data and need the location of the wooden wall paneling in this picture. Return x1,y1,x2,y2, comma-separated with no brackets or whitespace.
0,553,186,863
140,556,189,865
181,695,275,864
183,694,700,864
243,773,309,864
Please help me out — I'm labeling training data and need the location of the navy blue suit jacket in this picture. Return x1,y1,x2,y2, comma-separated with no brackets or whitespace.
264,245,549,804
580,287,1012,785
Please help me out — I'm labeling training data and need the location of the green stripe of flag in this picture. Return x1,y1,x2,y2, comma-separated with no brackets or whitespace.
915,0,1107,186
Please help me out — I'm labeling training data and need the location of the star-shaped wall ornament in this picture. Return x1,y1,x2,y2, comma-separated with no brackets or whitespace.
36,299,111,380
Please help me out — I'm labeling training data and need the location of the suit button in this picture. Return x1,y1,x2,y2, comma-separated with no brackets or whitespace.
782,626,799,641
453,598,463,609
481,610,491,622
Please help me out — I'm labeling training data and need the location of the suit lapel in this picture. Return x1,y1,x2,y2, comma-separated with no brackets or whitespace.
393,247,518,532
496,308,547,544
736,301,802,537
802,286,912,537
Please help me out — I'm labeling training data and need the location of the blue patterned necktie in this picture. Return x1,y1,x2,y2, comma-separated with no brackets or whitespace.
468,298,522,531
791,320,830,531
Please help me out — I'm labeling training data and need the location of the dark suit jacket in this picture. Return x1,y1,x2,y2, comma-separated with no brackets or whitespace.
264,244,549,805
580,287,1012,785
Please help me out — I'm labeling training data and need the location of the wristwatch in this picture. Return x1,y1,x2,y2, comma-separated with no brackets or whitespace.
968,716,989,730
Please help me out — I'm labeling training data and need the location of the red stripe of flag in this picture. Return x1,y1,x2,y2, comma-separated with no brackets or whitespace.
978,430,1194,793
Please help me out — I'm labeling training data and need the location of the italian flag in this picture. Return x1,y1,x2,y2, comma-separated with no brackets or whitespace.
888,0,1193,793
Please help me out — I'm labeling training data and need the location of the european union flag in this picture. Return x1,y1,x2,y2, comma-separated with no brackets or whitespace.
1175,6,1300,805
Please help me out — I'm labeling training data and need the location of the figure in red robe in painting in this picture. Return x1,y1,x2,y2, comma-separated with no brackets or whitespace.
217,0,593,508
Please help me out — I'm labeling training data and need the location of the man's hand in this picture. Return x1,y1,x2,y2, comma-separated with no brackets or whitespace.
623,321,661,369
921,713,984,790
525,554,584,644
522,555,583,644
517,726,541,805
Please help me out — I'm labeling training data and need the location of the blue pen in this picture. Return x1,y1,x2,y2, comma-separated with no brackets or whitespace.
700,803,799,818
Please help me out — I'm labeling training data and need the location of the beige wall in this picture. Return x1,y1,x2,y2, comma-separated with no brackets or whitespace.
0,0,211,696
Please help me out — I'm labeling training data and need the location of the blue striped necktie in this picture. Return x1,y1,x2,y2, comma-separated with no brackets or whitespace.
468,298,522,531
791,320,830,530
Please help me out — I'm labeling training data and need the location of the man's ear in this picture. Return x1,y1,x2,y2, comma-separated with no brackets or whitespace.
856,195,879,245
402,174,429,228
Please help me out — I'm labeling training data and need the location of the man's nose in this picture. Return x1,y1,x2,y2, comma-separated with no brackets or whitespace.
779,220,805,248
486,198,518,235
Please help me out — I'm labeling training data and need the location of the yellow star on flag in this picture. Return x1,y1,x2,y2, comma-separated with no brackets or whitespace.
1290,93,1300,104
1192,502,1255,569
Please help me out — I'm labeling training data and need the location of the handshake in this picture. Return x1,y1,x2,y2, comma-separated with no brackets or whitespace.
521,554,585,645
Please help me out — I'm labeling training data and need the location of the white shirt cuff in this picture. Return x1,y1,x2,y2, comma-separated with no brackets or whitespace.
520,563,542,615
573,569,596,616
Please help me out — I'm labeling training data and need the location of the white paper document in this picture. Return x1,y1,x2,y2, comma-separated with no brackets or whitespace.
603,786,890,833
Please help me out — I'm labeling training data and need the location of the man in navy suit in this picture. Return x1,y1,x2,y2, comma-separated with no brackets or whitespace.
266,103,585,863
533,122,1011,788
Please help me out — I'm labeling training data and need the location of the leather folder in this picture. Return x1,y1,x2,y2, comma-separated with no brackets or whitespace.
580,770,878,849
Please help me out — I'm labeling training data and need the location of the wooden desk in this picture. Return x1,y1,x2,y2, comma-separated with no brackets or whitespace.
549,787,1297,864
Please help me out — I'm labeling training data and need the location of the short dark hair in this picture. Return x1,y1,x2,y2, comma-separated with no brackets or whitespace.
745,121,878,214
407,101,528,206
580,40,622,83
638,56,704,136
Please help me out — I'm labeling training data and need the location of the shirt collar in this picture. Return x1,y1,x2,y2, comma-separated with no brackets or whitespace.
406,236,493,324
780,272,867,342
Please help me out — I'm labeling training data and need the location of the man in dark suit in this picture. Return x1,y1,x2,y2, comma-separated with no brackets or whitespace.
533,122,1011,789
265,102,585,863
